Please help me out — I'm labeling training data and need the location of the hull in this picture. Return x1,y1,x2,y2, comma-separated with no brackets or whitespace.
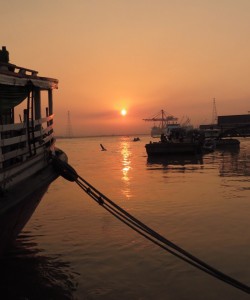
147,154,203,165
204,138,240,150
0,152,66,255
145,142,202,156
215,138,240,148
0,185,49,255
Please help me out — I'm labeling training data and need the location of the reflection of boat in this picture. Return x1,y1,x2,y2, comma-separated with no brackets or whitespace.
143,109,180,138
145,140,203,156
0,233,76,299
0,47,67,254
202,139,216,153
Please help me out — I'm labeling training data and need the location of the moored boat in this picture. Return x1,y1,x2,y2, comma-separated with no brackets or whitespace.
0,47,67,254
203,137,240,150
145,126,204,156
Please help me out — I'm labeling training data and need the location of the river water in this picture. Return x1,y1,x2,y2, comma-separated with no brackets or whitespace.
1,136,250,300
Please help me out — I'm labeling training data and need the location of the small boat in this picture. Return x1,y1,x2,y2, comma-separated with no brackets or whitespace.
133,137,140,142
203,138,240,150
0,46,67,254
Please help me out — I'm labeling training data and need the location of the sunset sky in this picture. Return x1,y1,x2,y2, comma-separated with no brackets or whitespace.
2,0,250,136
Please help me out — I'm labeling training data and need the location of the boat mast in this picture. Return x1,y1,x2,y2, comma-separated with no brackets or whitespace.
161,109,164,130
211,98,218,125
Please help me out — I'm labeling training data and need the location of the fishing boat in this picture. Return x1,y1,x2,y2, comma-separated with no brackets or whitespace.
0,46,67,254
145,128,204,156
145,122,206,157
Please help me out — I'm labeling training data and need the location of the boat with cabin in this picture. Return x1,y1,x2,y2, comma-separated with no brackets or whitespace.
145,128,204,156
0,46,67,254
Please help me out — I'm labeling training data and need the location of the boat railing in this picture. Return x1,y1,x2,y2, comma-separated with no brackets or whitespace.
0,115,54,168
0,115,53,134
0,62,38,77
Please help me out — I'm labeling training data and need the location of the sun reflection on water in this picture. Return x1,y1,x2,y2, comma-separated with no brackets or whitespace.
120,139,132,199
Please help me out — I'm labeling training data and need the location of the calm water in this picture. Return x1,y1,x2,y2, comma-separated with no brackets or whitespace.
1,136,250,300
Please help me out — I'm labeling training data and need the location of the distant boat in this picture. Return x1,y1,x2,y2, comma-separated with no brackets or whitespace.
143,109,180,138
0,46,67,255
133,137,140,142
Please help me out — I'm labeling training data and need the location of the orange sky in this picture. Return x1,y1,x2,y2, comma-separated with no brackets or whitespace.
2,0,250,136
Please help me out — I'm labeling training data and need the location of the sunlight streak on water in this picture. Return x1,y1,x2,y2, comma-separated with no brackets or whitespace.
120,139,132,199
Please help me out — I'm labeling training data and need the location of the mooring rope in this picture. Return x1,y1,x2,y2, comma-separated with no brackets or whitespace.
52,156,250,294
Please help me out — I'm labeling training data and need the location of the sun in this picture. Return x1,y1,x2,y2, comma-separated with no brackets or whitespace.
121,109,127,116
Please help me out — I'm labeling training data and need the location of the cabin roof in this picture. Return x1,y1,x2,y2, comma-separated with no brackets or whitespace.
0,62,58,89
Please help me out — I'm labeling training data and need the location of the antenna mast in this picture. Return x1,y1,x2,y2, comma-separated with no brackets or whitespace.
212,98,217,125
67,110,73,138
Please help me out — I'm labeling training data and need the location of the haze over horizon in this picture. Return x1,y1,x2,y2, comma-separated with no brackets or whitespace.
2,0,250,136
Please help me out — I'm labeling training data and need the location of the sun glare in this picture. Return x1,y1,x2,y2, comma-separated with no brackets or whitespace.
121,109,127,116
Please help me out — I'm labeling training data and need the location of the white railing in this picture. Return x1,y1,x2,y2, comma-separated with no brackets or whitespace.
0,115,54,165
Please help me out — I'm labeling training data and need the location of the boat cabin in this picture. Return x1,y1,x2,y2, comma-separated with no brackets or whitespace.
0,47,58,188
